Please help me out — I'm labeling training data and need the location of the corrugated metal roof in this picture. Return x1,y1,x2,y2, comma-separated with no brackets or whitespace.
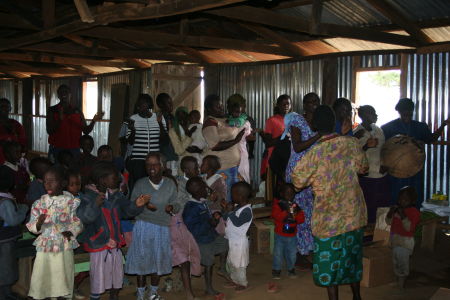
389,0,450,21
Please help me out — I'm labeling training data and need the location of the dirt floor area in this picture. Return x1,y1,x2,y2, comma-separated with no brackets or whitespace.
79,232,450,300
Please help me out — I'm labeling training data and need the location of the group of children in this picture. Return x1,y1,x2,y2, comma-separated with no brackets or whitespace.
0,132,259,300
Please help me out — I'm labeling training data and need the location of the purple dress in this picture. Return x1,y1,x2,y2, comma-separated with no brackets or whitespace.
285,114,316,255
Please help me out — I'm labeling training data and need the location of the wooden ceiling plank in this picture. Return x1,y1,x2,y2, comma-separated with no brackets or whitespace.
0,0,247,52
0,52,131,68
0,65,82,76
239,23,307,57
22,42,197,63
310,0,323,35
365,0,434,45
207,5,418,47
174,46,213,64
76,26,291,57
42,0,55,29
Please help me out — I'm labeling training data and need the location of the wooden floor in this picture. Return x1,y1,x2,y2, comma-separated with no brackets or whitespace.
77,232,450,300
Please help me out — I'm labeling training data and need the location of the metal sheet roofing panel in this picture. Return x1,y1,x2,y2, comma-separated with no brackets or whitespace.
389,0,450,21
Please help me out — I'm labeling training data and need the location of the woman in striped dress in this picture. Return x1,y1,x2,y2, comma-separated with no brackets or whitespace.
126,94,166,190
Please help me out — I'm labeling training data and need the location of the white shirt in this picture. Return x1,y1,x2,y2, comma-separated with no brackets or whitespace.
354,123,386,178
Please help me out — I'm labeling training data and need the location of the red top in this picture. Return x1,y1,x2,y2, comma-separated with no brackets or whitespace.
0,119,26,164
272,198,305,237
260,114,285,176
391,207,420,237
48,104,83,149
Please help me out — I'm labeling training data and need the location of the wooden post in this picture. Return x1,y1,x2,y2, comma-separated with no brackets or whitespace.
321,57,338,106
400,53,408,98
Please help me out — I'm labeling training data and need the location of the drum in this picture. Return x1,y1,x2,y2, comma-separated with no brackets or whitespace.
380,134,425,178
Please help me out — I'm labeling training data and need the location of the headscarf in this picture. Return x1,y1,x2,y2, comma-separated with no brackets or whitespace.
173,106,189,138
280,112,299,140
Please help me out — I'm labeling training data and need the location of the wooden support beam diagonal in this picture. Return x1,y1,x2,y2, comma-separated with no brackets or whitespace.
76,27,291,57
207,5,418,47
174,46,213,64
0,65,83,76
365,0,434,45
0,0,247,52
238,23,307,57
0,52,131,68
42,0,55,29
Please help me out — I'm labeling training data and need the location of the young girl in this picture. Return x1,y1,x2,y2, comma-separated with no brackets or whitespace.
227,102,253,183
386,186,420,289
77,161,150,300
223,181,254,293
201,155,227,209
26,166,82,300
125,152,179,300
171,156,201,300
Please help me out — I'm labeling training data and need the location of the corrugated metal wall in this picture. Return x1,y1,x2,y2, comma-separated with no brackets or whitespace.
406,52,449,198
214,60,323,187
337,56,352,99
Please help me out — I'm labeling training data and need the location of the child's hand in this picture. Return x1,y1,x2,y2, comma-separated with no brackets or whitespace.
220,199,227,209
61,231,73,241
96,193,105,207
147,202,157,211
36,214,47,231
165,205,174,216
136,194,151,207
225,202,235,212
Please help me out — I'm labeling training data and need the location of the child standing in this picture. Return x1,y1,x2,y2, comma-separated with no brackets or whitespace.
183,177,228,299
386,186,420,289
77,161,149,300
26,157,52,206
171,156,201,300
271,183,305,279
26,166,83,299
223,181,254,292
75,135,97,186
0,165,28,300
201,155,227,207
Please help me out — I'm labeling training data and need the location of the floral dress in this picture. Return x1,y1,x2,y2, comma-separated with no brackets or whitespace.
285,114,316,255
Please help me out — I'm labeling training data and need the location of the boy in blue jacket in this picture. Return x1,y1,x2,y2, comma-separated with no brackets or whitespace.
183,177,228,299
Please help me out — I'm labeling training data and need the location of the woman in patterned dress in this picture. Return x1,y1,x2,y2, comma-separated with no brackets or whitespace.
284,93,321,265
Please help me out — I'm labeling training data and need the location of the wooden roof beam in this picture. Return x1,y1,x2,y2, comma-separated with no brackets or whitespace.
0,12,40,30
238,23,307,57
207,5,419,47
0,64,83,76
365,0,434,45
0,0,247,52
42,0,55,29
76,26,292,57
0,52,132,68
310,0,323,35
22,42,197,63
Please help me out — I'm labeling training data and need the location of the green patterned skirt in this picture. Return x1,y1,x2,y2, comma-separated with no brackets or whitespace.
312,228,363,286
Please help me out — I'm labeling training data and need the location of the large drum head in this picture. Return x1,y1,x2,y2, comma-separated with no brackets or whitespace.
381,134,426,178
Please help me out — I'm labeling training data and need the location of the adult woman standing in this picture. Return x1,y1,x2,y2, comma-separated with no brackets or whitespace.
127,94,166,190
381,98,449,207
0,98,26,164
284,93,321,265
46,84,103,162
292,105,368,300
125,152,180,300
202,95,245,202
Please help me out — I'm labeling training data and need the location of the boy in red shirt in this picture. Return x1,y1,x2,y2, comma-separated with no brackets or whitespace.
271,183,305,279
386,186,420,289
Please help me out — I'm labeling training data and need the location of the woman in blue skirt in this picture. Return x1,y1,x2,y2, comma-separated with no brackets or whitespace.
125,152,180,300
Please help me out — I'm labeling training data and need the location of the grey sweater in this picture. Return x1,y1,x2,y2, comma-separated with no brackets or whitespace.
131,177,179,226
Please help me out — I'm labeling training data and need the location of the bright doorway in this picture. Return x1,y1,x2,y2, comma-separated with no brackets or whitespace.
355,69,400,126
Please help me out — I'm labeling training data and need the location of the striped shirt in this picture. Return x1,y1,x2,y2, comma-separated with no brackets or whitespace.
127,114,166,160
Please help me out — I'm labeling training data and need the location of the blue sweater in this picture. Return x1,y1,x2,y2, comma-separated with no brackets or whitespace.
183,198,217,244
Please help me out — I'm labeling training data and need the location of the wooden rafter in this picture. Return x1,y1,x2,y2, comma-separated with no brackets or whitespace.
0,0,247,52
310,0,323,35
0,12,40,30
0,65,83,76
22,42,197,63
73,0,94,23
0,52,132,68
365,0,433,45
207,5,419,47
238,23,307,57
76,26,291,57
42,0,55,29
